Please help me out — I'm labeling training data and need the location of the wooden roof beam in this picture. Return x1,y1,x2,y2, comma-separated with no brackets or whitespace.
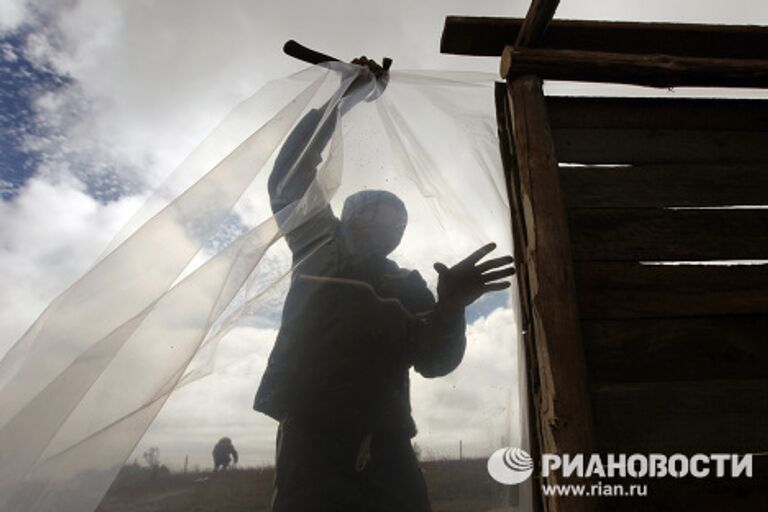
501,47,768,88
441,17,768,60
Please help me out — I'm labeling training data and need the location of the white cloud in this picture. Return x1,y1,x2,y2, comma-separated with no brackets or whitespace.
0,178,142,349
555,0,768,23
135,305,519,469
0,0,29,33
412,305,519,461
27,0,519,194
135,325,280,468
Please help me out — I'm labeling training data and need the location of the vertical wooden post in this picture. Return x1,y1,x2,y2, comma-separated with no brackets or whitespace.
495,81,544,511
507,75,596,512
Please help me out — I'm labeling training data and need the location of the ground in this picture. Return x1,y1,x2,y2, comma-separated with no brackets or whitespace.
96,459,517,512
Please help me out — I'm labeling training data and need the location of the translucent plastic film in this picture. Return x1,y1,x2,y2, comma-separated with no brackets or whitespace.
0,63,526,512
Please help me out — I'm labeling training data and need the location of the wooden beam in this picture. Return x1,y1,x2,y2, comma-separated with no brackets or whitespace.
441,16,768,60
495,82,533,332
497,83,546,510
560,164,768,209
508,76,596,511
495,80,543,512
592,378,768,454
575,262,768,319
583,315,768,384
568,208,768,261
593,379,768,509
553,129,768,165
595,455,768,511
546,97,768,132
501,46,768,87
598,471,768,512
516,1,560,48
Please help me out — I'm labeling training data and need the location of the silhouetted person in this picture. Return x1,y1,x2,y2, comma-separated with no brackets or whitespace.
254,57,514,512
213,437,238,472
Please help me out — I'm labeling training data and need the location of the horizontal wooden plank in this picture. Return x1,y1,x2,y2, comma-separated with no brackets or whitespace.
441,16,768,60
602,472,768,512
501,47,768,88
547,97,768,132
592,379,768,454
568,208,768,261
553,129,768,164
560,164,768,208
583,316,768,384
575,262,768,319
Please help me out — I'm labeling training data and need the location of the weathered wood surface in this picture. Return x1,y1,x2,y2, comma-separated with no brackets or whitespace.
496,80,546,512
583,315,768,384
553,129,768,164
501,47,768,87
546,97,768,132
593,384,768,510
495,82,532,333
575,262,768,319
508,76,595,512
515,0,560,48
441,16,768,60
521,330,545,511
560,164,768,208
592,379,768,454
568,208,768,261
601,471,768,512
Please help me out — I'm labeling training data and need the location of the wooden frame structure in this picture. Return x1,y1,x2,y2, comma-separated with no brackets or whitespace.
443,1,768,511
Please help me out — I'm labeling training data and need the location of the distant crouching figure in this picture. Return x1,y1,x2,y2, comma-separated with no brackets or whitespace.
213,437,239,472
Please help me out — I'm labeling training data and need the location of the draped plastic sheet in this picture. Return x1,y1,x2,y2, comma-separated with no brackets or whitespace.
0,63,530,511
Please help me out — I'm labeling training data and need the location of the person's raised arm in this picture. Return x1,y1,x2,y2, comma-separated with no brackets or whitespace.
268,57,387,214
267,58,387,258
267,100,337,214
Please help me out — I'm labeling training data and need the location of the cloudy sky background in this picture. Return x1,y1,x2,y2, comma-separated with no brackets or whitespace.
2,0,768,471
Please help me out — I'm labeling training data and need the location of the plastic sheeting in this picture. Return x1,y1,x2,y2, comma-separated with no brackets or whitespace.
0,63,529,511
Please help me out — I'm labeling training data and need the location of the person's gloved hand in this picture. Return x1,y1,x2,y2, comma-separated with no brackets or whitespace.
341,56,388,108
434,243,515,310
351,56,386,79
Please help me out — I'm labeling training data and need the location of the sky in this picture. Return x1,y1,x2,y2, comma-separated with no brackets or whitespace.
2,0,768,473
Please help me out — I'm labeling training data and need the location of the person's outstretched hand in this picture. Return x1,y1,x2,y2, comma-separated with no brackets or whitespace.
434,243,515,310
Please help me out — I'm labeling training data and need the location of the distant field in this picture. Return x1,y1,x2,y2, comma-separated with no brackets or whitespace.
97,459,516,511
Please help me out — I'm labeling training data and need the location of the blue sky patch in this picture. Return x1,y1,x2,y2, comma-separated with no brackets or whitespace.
0,29,70,201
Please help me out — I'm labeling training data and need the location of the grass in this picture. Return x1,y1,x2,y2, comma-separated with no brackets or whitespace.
97,458,516,511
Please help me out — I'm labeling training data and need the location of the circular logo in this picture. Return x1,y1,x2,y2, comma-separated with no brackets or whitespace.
487,447,534,485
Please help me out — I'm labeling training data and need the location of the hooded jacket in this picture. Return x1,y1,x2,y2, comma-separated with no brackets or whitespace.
253,106,466,436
